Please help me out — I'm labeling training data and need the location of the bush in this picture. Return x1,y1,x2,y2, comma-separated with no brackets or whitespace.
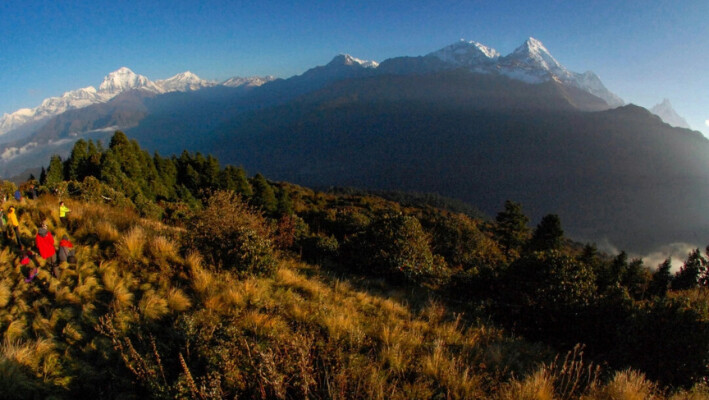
186,191,276,276
342,212,446,284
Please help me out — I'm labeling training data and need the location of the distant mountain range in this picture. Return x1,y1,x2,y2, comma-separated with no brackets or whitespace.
0,67,275,137
1,37,706,253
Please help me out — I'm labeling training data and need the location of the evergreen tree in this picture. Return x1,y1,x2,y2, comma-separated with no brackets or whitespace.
673,248,707,290
276,187,294,216
528,213,564,251
649,258,673,297
230,166,252,197
493,200,530,257
65,139,88,181
39,166,47,185
203,155,221,189
154,153,178,200
85,139,102,178
622,258,650,299
250,173,277,214
45,155,65,185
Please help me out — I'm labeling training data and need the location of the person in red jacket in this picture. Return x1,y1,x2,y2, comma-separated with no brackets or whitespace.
35,222,58,277
58,235,76,263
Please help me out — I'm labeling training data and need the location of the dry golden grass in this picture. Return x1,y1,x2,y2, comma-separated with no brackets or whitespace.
668,386,709,400
62,322,84,343
139,291,169,321
5,319,27,342
149,235,179,262
166,288,192,312
582,370,659,400
116,225,147,264
0,247,14,266
96,220,120,243
498,369,556,400
0,280,10,308
1,338,55,370
189,260,215,299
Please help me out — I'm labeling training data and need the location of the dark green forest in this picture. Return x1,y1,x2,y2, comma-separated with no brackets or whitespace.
1,131,707,399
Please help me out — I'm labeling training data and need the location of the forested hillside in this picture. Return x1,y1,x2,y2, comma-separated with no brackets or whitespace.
0,132,707,399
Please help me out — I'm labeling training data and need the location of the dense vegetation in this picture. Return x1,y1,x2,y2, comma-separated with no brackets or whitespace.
0,131,707,399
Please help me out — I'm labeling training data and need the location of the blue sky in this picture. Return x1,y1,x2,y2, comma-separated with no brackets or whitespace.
1,0,707,135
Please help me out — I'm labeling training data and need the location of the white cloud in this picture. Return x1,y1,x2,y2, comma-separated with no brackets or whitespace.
705,119,709,127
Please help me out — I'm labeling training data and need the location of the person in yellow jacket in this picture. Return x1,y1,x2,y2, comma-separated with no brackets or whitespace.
7,206,22,248
59,201,70,226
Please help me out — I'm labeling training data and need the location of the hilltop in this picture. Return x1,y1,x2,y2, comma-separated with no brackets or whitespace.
0,132,707,398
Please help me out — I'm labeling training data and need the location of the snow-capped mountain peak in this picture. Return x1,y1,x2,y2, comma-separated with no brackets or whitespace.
155,71,216,92
651,99,691,129
221,76,277,88
99,67,161,95
328,54,379,68
425,37,624,107
429,39,500,67
501,37,567,77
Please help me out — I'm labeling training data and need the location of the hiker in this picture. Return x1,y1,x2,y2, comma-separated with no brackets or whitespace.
22,249,39,283
35,222,58,278
27,184,37,200
59,201,71,226
13,190,21,202
7,206,22,248
58,235,76,264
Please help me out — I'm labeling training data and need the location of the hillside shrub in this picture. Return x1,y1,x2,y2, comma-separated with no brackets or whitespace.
186,191,275,276
342,212,447,284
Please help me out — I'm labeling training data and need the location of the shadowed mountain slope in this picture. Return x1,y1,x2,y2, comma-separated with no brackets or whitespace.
201,70,709,253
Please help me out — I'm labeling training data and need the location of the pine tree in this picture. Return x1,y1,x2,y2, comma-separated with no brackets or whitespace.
649,258,673,297
528,214,564,251
45,155,65,185
39,167,47,185
276,187,294,216
673,248,707,290
493,200,530,257
250,173,277,214
65,139,88,181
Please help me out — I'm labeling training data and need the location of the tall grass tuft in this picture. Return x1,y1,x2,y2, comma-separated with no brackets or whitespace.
166,288,192,312
149,236,179,263
116,226,147,264
0,281,10,308
189,255,215,299
139,291,169,321
498,368,556,400
5,320,27,342
96,220,120,243
583,369,659,400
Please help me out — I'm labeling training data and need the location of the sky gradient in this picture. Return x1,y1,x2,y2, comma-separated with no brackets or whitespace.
1,0,707,135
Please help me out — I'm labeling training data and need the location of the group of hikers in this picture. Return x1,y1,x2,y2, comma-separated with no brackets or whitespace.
0,194,76,283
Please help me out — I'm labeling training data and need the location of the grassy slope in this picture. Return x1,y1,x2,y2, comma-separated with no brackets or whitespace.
0,196,706,399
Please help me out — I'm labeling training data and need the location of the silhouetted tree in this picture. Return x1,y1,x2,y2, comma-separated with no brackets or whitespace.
648,258,672,297
673,248,707,290
493,200,529,257
528,213,564,251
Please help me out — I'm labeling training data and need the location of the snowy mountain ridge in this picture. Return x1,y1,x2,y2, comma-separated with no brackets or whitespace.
0,38,631,137
0,68,271,136
428,37,625,108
